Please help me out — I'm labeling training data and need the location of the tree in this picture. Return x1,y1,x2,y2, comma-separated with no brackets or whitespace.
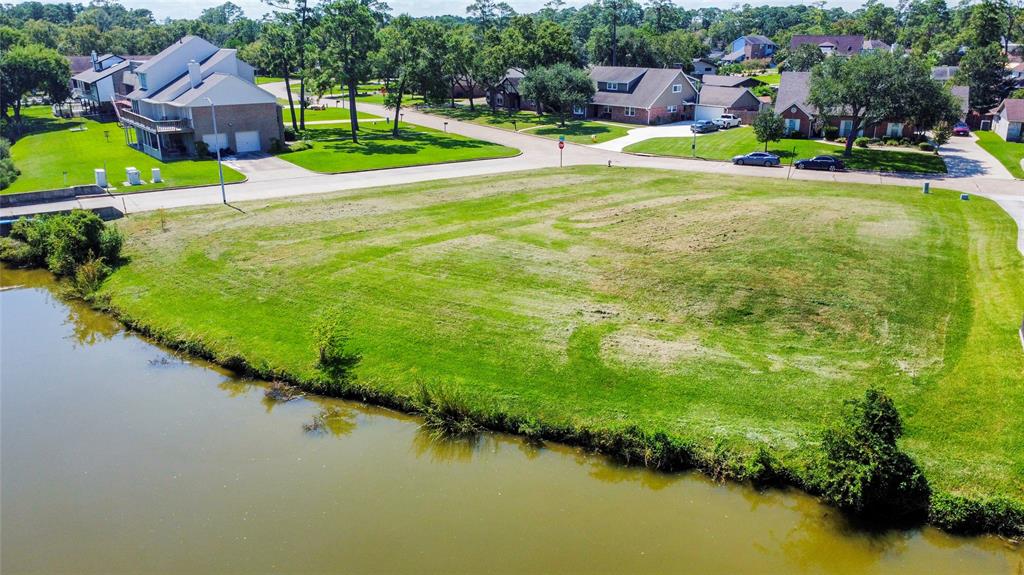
956,44,1013,113
752,110,786,152
966,0,1004,46
644,0,684,34
783,43,825,72
809,51,902,156
257,19,299,132
520,63,595,126
315,0,377,143
376,17,448,137
443,26,479,108
818,388,930,518
651,29,706,69
263,0,315,130
0,44,69,134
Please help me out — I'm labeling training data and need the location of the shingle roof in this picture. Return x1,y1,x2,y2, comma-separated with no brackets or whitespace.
698,85,753,108
589,66,694,109
862,39,890,50
774,71,816,115
950,85,970,114
932,66,959,81
721,49,746,62
169,73,274,106
700,74,760,87
742,35,776,46
996,99,1024,122
789,35,865,55
72,59,131,84
142,49,237,103
133,35,213,74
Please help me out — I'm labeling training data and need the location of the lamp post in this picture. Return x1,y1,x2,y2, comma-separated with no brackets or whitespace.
205,97,227,204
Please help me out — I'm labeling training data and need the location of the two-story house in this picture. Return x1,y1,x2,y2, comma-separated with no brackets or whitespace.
71,52,151,114
115,36,283,160
587,66,699,125
722,35,777,63
789,35,891,57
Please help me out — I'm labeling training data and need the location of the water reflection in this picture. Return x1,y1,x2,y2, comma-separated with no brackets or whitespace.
303,404,359,437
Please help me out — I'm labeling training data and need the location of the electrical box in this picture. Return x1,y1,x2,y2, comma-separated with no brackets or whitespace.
151,168,162,183
126,167,141,186
94,168,107,188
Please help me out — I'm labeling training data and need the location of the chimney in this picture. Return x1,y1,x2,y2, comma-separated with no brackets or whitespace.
91,50,100,71
188,60,202,89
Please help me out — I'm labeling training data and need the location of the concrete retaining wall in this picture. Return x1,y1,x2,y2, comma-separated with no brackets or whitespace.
0,185,105,208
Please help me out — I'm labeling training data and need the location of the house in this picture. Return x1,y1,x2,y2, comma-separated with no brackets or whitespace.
699,75,763,89
71,52,151,114
931,66,959,82
991,98,1024,142
690,58,718,78
774,71,914,139
695,85,764,123
950,86,971,119
487,68,526,111
586,66,698,125
789,35,890,57
115,36,283,160
724,35,777,63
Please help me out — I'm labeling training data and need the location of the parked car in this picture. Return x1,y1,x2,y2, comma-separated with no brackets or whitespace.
714,114,742,129
953,122,971,136
732,151,781,166
794,155,845,171
692,120,719,134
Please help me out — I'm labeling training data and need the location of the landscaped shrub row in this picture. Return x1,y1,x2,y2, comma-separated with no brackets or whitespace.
69,298,1024,539
0,137,19,190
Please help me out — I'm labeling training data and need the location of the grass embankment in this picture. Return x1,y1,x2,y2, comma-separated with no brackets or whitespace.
626,127,948,174
3,107,245,195
101,167,1023,533
427,105,632,144
974,130,1024,179
276,121,518,173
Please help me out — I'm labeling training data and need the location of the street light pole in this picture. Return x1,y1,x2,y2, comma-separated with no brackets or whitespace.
205,97,227,204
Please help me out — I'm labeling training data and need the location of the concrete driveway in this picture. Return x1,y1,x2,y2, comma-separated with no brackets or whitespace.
940,135,1015,179
592,121,696,152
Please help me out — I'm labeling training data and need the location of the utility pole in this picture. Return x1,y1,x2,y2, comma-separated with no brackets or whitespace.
205,97,227,205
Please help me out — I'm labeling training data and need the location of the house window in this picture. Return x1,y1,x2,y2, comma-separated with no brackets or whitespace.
496,93,504,106
785,118,801,133
839,120,853,137
573,104,585,115
602,105,612,114
606,82,619,91
625,107,636,117
667,105,677,113
137,73,147,90
886,122,903,137
672,84,682,93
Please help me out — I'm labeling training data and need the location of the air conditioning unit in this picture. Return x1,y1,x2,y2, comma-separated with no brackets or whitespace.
126,167,142,186
94,168,107,188
151,168,162,183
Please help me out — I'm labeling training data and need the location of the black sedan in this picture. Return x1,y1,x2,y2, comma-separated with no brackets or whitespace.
691,120,719,134
732,151,781,167
794,155,845,171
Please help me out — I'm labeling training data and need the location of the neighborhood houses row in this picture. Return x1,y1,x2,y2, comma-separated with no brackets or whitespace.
66,33,1024,164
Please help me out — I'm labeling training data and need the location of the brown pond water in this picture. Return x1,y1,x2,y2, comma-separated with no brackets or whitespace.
1,266,1022,574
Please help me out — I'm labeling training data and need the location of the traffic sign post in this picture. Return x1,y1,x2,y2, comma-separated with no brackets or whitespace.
559,136,565,167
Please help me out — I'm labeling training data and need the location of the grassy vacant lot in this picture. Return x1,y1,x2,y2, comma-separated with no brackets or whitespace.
103,167,1023,511
426,105,633,144
975,130,1024,179
4,107,244,195
626,126,948,174
276,121,518,173
278,102,380,123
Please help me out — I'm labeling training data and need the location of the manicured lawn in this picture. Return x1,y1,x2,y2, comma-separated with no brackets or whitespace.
974,130,1024,179
279,103,380,123
625,126,948,173
256,76,283,85
103,167,1023,512
276,121,518,173
3,107,245,195
426,105,633,144
752,72,780,84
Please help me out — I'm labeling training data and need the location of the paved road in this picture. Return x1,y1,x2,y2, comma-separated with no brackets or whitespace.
4,81,1022,254
940,134,1015,179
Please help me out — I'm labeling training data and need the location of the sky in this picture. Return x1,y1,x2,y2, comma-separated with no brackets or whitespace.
19,0,880,21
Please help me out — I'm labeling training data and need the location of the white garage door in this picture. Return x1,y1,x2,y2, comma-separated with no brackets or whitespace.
694,105,725,122
234,130,261,153
202,132,228,151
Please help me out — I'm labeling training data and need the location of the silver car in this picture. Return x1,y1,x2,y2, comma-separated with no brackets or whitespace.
731,151,781,167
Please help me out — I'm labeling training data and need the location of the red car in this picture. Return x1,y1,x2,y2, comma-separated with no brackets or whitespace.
953,122,971,136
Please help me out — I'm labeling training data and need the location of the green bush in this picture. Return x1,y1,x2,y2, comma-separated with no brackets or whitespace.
823,126,839,140
0,138,18,190
4,210,122,277
918,142,935,152
288,140,313,152
928,493,1024,537
0,236,33,265
854,137,871,148
284,126,297,141
817,388,930,519
312,307,360,382
194,140,210,158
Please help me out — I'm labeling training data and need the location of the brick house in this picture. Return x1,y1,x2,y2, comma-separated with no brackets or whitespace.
694,85,765,123
723,35,777,63
586,66,699,125
116,35,283,160
774,71,915,139
487,68,528,111
789,35,891,57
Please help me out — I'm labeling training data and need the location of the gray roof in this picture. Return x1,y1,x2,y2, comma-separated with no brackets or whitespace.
774,71,816,115
698,85,755,108
72,59,131,84
862,39,890,50
589,67,695,109
996,98,1024,122
721,49,746,62
133,35,213,75
951,85,970,114
741,35,776,46
932,66,959,81
139,49,236,102
700,74,760,87
789,35,864,55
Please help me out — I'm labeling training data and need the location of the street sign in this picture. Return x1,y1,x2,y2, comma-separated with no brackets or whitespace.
559,135,565,142
558,141,565,149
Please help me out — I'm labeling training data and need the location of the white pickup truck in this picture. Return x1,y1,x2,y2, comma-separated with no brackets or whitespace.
713,114,742,129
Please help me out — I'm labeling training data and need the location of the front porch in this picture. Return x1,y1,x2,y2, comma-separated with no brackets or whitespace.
124,127,194,161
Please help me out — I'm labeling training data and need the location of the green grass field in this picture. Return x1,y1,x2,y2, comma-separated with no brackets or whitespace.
975,130,1024,179
279,103,381,123
3,107,245,194
626,127,948,174
256,76,283,85
426,105,633,144
102,167,1023,511
752,72,781,85
276,121,518,173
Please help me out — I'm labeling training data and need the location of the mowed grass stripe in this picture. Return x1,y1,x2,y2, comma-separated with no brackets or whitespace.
103,167,1024,504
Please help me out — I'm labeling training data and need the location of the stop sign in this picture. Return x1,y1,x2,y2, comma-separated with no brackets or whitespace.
558,141,565,149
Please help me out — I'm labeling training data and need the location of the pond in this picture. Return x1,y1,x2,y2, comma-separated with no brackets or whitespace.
1,266,1021,573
